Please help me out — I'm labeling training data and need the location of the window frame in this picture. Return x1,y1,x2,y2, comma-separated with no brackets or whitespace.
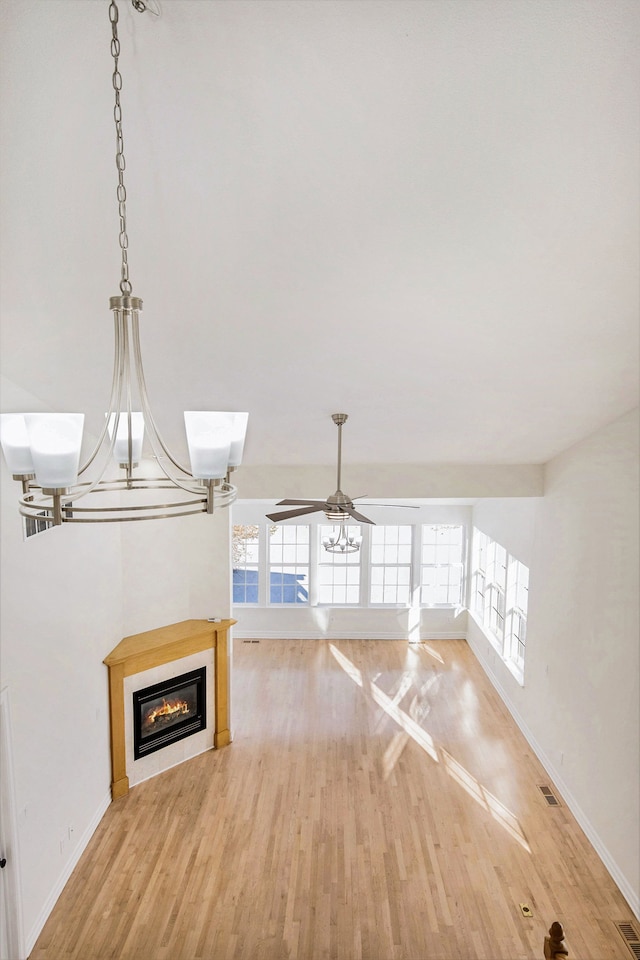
419,524,465,608
317,523,363,606
471,526,530,680
368,524,413,607
232,524,262,606
267,523,311,606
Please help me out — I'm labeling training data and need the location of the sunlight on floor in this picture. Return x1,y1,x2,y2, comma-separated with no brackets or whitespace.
329,643,363,687
415,642,445,664
368,677,440,763
329,642,531,853
442,749,531,852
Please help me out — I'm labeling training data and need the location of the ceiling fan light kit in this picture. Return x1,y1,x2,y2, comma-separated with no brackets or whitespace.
0,0,248,526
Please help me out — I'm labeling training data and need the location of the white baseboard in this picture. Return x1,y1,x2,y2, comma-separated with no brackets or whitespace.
234,629,463,641
466,629,640,921
26,789,112,956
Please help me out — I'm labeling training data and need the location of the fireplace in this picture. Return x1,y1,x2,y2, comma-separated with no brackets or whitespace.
133,667,206,760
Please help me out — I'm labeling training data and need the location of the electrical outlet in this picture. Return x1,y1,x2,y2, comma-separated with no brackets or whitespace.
520,903,533,918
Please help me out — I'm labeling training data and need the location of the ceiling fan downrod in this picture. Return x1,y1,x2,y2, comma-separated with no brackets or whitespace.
332,412,348,499
322,413,354,520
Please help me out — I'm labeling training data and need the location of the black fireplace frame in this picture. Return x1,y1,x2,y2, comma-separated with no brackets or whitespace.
133,666,206,760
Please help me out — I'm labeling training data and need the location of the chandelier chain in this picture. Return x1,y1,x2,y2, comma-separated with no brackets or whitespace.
109,0,132,295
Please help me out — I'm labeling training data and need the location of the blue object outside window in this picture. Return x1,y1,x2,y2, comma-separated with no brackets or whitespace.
233,569,308,604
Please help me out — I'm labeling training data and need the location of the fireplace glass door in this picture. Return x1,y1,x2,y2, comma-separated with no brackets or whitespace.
133,667,206,760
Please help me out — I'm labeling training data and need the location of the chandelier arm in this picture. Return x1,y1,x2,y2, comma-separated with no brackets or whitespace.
130,311,193,477
67,316,130,506
123,315,134,473
77,311,125,477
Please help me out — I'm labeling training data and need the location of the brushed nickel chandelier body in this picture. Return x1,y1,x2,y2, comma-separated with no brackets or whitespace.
0,0,248,526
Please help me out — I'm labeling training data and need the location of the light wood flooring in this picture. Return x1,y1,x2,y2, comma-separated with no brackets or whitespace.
30,638,636,960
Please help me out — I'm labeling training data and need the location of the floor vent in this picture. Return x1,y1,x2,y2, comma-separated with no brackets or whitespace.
616,922,640,959
538,784,561,806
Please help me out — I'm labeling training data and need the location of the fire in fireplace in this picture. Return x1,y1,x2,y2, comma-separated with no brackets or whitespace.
133,667,206,760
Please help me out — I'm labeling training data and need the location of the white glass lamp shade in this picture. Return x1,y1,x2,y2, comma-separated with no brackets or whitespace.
24,414,84,488
0,414,35,474
184,412,232,480
107,412,144,464
228,412,249,468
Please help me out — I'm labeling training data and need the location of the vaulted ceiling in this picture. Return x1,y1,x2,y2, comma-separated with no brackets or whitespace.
0,0,638,470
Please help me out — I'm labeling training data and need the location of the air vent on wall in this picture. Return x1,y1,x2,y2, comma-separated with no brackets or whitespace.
616,922,640,960
538,784,561,806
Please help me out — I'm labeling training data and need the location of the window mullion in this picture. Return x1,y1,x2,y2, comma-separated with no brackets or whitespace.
360,523,371,606
309,523,319,606
413,524,422,606
260,523,270,605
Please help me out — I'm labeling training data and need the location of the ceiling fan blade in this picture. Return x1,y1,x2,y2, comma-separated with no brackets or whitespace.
275,499,326,507
344,506,375,525
358,503,420,509
266,504,324,522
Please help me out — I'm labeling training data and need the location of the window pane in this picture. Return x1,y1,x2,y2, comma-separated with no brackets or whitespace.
397,543,412,563
282,545,297,564
422,543,436,565
371,545,385,565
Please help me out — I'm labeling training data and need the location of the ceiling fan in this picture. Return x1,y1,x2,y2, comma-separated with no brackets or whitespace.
266,413,418,525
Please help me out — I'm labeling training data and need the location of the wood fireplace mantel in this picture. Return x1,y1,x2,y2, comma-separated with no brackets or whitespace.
104,619,236,800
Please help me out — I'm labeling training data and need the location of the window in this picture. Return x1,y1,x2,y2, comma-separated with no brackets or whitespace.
485,540,507,639
232,525,260,603
505,557,529,668
471,529,488,618
471,527,530,676
420,525,464,606
370,525,412,605
318,525,361,604
24,511,53,539
232,519,470,613
269,525,309,604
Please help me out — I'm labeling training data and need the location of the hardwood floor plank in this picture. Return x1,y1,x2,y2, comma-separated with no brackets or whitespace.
28,638,635,960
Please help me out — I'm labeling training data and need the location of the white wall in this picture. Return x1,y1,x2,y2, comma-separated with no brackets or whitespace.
0,447,232,955
472,497,538,567
467,408,640,917
120,505,231,634
239,462,543,499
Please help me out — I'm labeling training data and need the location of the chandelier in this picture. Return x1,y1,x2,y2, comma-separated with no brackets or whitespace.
322,526,362,554
0,0,248,526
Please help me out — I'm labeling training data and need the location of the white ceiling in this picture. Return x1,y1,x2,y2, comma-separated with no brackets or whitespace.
0,0,638,470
